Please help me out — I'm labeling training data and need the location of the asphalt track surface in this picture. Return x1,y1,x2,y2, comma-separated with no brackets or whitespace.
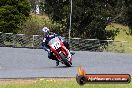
0,47,132,78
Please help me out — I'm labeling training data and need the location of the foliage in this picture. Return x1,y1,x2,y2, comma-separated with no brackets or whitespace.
43,0,129,39
126,0,132,34
44,0,70,37
105,23,132,53
0,0,31,33
19,14,62,35
29,0,36,13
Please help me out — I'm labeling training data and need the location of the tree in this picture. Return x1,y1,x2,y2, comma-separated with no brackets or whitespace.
29,0,37,13
126,0,132,34
44,0,126,39
0,0,31,33
44,0,70,36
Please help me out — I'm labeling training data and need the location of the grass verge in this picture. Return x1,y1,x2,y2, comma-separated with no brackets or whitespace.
106,23,132,54
0,78,131,88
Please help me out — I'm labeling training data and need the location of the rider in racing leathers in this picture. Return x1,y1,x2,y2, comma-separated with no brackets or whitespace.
41,27,71,66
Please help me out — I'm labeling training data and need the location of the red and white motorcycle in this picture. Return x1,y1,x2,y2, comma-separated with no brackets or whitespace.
48,36,72,67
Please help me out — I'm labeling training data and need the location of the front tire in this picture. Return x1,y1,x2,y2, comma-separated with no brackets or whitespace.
60,53,72,67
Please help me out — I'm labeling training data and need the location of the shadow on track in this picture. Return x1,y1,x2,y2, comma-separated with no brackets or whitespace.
49,65,78,68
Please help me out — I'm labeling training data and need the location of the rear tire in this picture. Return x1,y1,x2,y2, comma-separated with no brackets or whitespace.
60,53,72,67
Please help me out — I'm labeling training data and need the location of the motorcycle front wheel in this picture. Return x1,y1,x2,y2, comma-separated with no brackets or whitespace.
60,53,72,67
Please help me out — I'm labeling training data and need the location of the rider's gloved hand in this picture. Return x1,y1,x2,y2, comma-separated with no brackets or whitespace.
47,49,50,53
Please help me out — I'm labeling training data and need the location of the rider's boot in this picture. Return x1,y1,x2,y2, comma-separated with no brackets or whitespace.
56,61,59,66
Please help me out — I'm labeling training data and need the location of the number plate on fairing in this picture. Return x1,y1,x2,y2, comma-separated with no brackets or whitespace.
51,41,61,50
48,37,61,50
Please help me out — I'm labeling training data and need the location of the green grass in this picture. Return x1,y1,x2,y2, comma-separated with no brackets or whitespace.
0,79,131,88
106,23,132,54
106,23,132,41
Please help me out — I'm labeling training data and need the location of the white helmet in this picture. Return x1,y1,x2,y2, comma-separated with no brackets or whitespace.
42,27,49,33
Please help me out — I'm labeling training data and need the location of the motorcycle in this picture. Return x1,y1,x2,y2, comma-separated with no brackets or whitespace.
48,36,72,67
